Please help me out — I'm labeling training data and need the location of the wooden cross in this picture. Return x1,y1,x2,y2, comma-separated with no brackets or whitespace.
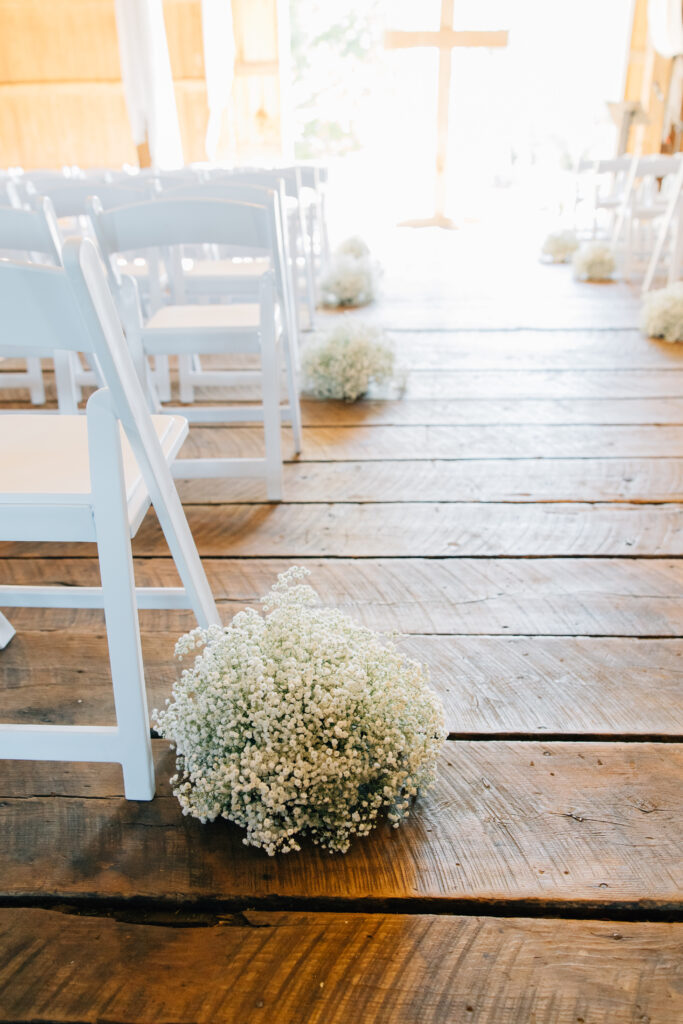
385,0,508,228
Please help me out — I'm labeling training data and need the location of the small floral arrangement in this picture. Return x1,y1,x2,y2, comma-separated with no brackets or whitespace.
335,235,371,260
302,318,396,401
320,253,376,307
540,229,579,263
573,241,616,281
320,237,379,307
154,567,445,855
640,281,683,342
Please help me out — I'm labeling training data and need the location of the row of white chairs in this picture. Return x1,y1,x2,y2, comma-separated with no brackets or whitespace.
574,153,683,290
0,165,331,498
3,163,330,328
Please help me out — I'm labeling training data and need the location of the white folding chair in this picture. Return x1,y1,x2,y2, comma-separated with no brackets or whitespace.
618,155,683,281
90,196,300,500
212,168,317,331
160,181,300,417
642,158,683,291
0,200,60,407
575,156,633,238
24,178,164,308
298,164,331,286
0,237,220,799
0,198,101,412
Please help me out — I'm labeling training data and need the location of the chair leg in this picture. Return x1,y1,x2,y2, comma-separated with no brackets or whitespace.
26,357,45,406
154,355,172,402
668,213,682,284
68,351,84,404
178,353,195,404
299,209,317,330
283,333,303,455
54,350,80,413
0,611,15,649
88,389,155,800
260,279,283,501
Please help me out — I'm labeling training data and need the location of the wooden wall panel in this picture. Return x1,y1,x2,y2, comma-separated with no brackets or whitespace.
623,0,675,154
0,0,120,82
0,82,136,169
0,0,289,169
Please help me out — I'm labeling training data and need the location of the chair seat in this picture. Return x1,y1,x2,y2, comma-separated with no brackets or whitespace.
0,414,187,526
184,258,270,279
596,197,623,208
631,203,667,219
145,303,261,330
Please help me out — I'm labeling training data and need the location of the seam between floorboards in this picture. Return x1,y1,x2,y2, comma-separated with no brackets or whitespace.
1,894,680,925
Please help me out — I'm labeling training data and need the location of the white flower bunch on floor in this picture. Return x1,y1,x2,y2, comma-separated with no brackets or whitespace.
640,281,683,342
154,567,446,856
320,253,376,307
541,229,579,263
335,235,371,260
572,241,616,281
320,237,379,307
302,319,396,401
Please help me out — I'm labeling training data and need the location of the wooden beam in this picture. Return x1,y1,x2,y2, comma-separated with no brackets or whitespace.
385,29,509,50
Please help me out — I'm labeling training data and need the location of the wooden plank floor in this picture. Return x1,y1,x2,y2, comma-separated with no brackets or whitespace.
1,231,682,1023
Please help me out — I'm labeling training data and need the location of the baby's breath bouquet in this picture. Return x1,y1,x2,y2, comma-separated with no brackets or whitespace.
302,319,396,401
320,253,376,307
540,229,579,263
335,235,371,260
573,241,616,281
640,281,683,342
320,236,379,307
154,567,445,855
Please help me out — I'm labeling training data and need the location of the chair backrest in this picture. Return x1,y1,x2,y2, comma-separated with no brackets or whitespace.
635,154,681,177
165,180,276,206
89,196,273,255
27,179,151,219
1,178,22,209
211,167,302,200
593,157,633,174
0,198,62,262
0,239,180,500
161,181,294,336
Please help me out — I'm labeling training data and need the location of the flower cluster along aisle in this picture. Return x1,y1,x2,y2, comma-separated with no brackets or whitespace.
154,567,446,856
302,318,397,402
320,235,379,308
640,281,683,342
540,229,579,263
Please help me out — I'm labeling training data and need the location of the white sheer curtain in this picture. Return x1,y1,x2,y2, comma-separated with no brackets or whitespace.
201,0,236,160
115,0,184,167
648,0,683,57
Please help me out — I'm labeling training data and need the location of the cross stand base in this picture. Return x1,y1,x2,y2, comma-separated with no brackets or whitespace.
398,214,458,230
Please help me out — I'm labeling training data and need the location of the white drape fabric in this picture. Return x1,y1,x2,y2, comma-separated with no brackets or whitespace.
201,0,236,160
648,0,683,57
115,0,184,167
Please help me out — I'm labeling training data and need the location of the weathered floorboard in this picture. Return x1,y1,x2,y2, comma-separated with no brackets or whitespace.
4,555,683,634
176,423,683,461
299,396,683,426
0,742,680,909
3,502,683,558
390,329,683,369
176,457,683,504
0,908,679,1024
1,632,681,737
144,503,683,557
397,369,683,400
8,385,683,427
